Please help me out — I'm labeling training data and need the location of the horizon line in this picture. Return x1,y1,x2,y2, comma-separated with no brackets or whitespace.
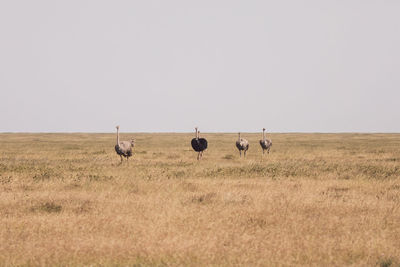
1,131,399,134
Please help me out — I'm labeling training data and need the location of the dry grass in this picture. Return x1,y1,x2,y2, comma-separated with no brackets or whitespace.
0,133,400,266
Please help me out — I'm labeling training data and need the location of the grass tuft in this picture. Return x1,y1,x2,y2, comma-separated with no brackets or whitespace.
31,202,62,213
223,154,234,160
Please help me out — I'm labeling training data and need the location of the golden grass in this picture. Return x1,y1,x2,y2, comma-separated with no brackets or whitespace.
0,133,399,266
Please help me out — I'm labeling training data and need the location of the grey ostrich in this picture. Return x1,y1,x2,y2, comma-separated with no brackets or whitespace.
259,128,272,155
115,125,135,163
236,132,249,157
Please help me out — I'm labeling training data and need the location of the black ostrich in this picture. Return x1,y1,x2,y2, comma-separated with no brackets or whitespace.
191,127,208,160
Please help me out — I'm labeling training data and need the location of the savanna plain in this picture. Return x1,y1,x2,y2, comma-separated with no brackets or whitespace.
1,133,400,266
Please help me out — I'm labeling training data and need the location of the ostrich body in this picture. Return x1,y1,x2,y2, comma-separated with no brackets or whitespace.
259,128,272,155
236,132,249,157
114,126,135,163
191,127,208,160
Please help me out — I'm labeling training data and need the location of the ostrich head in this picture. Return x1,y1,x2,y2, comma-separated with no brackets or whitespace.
116,125,120,130
263,128,266,131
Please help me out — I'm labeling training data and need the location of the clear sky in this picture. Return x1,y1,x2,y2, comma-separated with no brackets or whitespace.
1,1,399,133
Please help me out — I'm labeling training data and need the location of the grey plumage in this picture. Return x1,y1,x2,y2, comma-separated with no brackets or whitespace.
114,125,135,163
236,132,249,157
259,128,272,155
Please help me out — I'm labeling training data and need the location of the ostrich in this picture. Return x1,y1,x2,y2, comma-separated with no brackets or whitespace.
191,127,208,160
259,128,272,155
236,132,249,157
114,125,135,163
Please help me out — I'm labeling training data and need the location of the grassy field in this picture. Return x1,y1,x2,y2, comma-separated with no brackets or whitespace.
0,132,400,266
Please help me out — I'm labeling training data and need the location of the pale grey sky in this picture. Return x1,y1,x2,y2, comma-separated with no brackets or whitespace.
1,0,399,133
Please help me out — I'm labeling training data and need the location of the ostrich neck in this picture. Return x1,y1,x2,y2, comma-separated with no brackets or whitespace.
263,130,265,142
196,129,199,140
238,133,241,141
117,128,120,145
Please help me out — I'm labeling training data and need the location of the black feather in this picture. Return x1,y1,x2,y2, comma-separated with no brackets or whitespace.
115,144,132,158
191,138,208,152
